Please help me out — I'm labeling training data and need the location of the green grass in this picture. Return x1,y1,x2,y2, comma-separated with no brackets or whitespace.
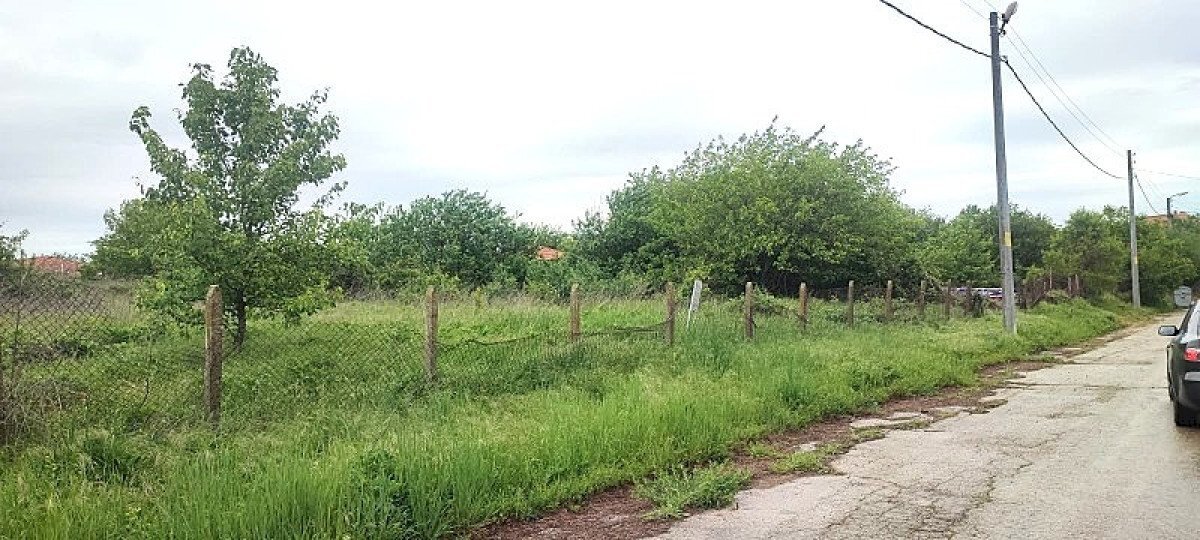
0,297,1135,538
634,463,752,520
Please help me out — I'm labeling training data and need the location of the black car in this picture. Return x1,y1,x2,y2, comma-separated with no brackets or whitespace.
1159,306,1200,427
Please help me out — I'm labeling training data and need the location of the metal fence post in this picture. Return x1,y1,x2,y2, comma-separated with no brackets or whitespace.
846,280,855,328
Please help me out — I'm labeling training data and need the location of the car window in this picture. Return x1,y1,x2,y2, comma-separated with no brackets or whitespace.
1184,305,1197,335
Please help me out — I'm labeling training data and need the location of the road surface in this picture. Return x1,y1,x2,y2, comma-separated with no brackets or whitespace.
658,316,1200,539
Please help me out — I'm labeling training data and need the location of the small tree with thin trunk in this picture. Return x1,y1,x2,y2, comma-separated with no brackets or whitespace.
109,47,346,346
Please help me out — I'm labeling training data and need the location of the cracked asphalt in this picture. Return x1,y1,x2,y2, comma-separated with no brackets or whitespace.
658,317,1200,539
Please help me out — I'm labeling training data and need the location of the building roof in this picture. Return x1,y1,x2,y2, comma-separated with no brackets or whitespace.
24,255,83,276
535,246,565,261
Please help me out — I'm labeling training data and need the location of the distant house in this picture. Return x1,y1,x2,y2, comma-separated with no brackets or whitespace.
1145,211,1191,225
535,246,565,261
24,255,82,277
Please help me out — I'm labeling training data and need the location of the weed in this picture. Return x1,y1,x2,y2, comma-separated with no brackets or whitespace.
634,463,752,520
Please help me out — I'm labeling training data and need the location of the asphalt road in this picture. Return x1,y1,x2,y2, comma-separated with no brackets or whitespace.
658,316,1200,539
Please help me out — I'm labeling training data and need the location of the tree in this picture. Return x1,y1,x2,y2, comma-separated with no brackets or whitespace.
1135,221,1192,305
917,217,994,284
919,205,1057,285
99,47,347,345
1044,207,1126,296
615,123,923,293
0,225,28,281
373,190,533,289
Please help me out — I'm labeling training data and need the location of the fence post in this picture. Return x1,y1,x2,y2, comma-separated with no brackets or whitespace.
964,283,974,316
424,286,439,383
846,280,855,328
744,282,755,340
943,284,952,320
798,282,809,330
884,280,894,322
665,282,677,347
569,283,582,343
203,285,223,427
917,279,927,320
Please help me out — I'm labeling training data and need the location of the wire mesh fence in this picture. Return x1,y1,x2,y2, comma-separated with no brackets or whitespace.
1,273,1076,446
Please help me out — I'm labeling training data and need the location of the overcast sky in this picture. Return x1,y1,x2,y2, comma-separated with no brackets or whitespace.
3,0,1199,255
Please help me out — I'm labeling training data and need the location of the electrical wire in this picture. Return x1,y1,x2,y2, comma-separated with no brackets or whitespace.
1141,169,1200,181
877,0,990,58
882,0,1197,182
954,0,1124,156
1135,175,1161,214
1002,62,1122,179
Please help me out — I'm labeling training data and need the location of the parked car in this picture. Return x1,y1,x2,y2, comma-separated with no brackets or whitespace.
1158,305,1200,427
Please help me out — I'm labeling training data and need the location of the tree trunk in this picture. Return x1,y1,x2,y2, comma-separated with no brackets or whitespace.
234,293,248,350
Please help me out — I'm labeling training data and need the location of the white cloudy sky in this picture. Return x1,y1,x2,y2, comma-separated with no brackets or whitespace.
3,0,1199,255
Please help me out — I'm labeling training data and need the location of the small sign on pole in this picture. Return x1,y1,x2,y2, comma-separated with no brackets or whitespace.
686,279,703,328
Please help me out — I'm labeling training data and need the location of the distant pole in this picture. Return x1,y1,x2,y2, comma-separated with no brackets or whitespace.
743,282,755,340
664,282,677,347
1127,150,1141,308
990,11,1017,335
846,280,856,328
798,282,809,330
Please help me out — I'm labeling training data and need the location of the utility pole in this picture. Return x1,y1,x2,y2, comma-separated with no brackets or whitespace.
1127,150,1141,308
990,9,1017,334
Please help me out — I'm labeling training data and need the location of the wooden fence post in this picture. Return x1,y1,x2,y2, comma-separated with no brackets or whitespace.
569,283,582,343
203,285,223,427
424,286,439,383
884,280,894,322
665,282,677,347
964,283,974,316
846,280,855,328
943,284,952,320
798,282,809,330
917,279,927,320
744,282,755,340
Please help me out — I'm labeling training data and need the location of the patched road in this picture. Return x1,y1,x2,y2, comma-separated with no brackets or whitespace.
658,317,1200,539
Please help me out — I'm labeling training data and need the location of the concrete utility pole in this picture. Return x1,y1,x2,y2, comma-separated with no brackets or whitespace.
1127,150,1141,308
990,8,1018,335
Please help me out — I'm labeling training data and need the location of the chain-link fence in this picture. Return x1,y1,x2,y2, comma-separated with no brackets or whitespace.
1,273,1080,445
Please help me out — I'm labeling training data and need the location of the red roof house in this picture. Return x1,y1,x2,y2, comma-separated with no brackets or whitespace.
535,246,565,261
25,256,82,277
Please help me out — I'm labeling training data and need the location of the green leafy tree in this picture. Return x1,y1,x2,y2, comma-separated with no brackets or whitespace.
1045,207,1126,296
603,123,924,293
1135,221,1192,305
99,47,346,345
0,225,28,281
917,217,994,284
373,190,533,289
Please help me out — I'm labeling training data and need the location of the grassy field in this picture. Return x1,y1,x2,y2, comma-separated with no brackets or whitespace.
0,294,1146,538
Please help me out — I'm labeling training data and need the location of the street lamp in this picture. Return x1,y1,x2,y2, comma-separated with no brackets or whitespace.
1167,191,1189,222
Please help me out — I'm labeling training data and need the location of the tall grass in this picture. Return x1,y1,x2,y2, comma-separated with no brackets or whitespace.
0,298,1135,538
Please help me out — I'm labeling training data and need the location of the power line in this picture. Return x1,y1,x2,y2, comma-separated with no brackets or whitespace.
1002,62,1123,179
1007,29,1125,153
1135,175,1161,214
1142,169,1200,181
880,0,1184,182
876,0,990,58
954,0,1124,156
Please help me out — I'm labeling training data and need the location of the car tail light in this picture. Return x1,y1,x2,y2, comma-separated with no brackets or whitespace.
1186,348,1200,362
